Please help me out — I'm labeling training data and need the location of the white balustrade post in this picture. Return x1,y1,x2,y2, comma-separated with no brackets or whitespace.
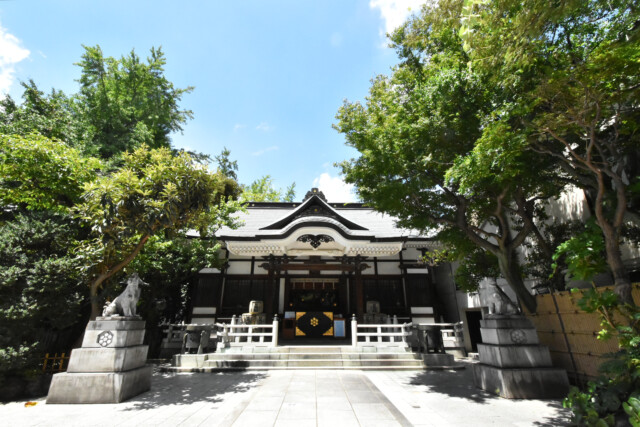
393,315,399,342
351,314,358,347
272,315,279,347
402,323,408,346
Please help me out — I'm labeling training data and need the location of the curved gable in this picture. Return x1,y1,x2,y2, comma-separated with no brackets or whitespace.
260,190,368,231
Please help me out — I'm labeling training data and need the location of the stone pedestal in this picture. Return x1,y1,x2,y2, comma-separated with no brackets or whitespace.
47,317,152,404
472,315,569,399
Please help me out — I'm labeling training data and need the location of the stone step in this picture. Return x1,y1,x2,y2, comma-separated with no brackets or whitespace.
204,358,424,369
287,347,342,353
217,345,413,354
165,365,428,372
204,352,421,361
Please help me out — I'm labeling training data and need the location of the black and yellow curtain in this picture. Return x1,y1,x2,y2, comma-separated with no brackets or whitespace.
295,312,333,337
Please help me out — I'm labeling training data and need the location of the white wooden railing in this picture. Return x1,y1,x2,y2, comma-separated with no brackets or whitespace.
351,316,413,347
216,316,279,348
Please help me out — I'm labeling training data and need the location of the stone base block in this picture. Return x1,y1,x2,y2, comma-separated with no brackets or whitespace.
46,366,152,404
444,348,467,359
480,328,539,345
173,353,207,369
67,345,148,373
82,329,145,348
472,363,569,399
477,344,552,368
88,318,145,331
480,316,534,330
422,353,455,367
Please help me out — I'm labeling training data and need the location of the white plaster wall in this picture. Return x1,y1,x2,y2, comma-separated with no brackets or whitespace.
545,185,589,222
225,259,252,275
376,261,401,275
403,248,423,262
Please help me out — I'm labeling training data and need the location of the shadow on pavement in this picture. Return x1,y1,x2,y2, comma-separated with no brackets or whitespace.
121,369,267,411
407,361,494,404
531,401,571,426
406,360,571,424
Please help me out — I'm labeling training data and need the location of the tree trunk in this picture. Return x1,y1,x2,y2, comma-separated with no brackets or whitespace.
603,232,636,305
496,252,537,314
90,277,107,320
88,233,152,320
592,168,635,306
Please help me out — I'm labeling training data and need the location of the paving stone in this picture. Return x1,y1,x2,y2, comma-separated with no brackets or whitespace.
352,402,396,420
0,361,570,427
317,409,360,427
346,389,380,403
230,410,278,427
277,401,316,419
274,419,316,427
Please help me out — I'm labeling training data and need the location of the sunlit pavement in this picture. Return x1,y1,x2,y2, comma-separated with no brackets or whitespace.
0,361,570,426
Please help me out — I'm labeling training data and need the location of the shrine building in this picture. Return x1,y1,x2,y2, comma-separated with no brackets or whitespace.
190,188,479,347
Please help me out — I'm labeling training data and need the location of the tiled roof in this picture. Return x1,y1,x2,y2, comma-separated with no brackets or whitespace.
215,204,434,240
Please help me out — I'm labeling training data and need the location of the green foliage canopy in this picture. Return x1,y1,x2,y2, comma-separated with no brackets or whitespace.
76,145,238,318
334,4,564,312
0,134,100,212
459,0,640,304
241,175,296,203
0,212,86,376
76,45,194,158
0,80,90,152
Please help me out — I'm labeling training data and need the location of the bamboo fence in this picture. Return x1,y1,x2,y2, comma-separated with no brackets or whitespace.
524,283,640,384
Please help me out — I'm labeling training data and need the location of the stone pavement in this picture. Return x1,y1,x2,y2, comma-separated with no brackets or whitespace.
0,361,570,426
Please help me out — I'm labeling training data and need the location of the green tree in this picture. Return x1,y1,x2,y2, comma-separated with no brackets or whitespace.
76,145,238,319
460,0,640,305
0,80,91,153
334,4,564,313
76,45,194,159
215,147,238,181
0,212,86,377
241,175,296,203
0,133,100,212
127,234,225,356
0,136,97,377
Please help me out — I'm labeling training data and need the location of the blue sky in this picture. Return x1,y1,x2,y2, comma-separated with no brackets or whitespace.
0,1,426,202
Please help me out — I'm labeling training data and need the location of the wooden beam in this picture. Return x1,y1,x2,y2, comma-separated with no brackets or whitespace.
258,263,369,272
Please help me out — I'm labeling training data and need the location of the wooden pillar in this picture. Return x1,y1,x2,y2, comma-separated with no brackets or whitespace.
355,256,364,320
265,255,275,316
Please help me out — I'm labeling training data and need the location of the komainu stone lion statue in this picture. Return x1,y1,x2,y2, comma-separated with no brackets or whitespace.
478,278,519,316
102,273,147,317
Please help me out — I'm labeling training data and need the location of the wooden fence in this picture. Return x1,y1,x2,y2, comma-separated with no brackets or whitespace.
525,283,640,384
42,353,69,373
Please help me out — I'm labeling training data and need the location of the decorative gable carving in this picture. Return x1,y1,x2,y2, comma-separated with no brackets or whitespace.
296,234,334,249
303,187,327,202
260,188,368,231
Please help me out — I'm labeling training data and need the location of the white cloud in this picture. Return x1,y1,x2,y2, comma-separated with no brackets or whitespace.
233,123,246,131
312,173,358,203
252,145,279,156
0,22,30,97
256,121,274,132
369,0,429,35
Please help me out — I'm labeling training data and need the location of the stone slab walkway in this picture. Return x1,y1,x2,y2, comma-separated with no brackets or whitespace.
0,361,570,426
